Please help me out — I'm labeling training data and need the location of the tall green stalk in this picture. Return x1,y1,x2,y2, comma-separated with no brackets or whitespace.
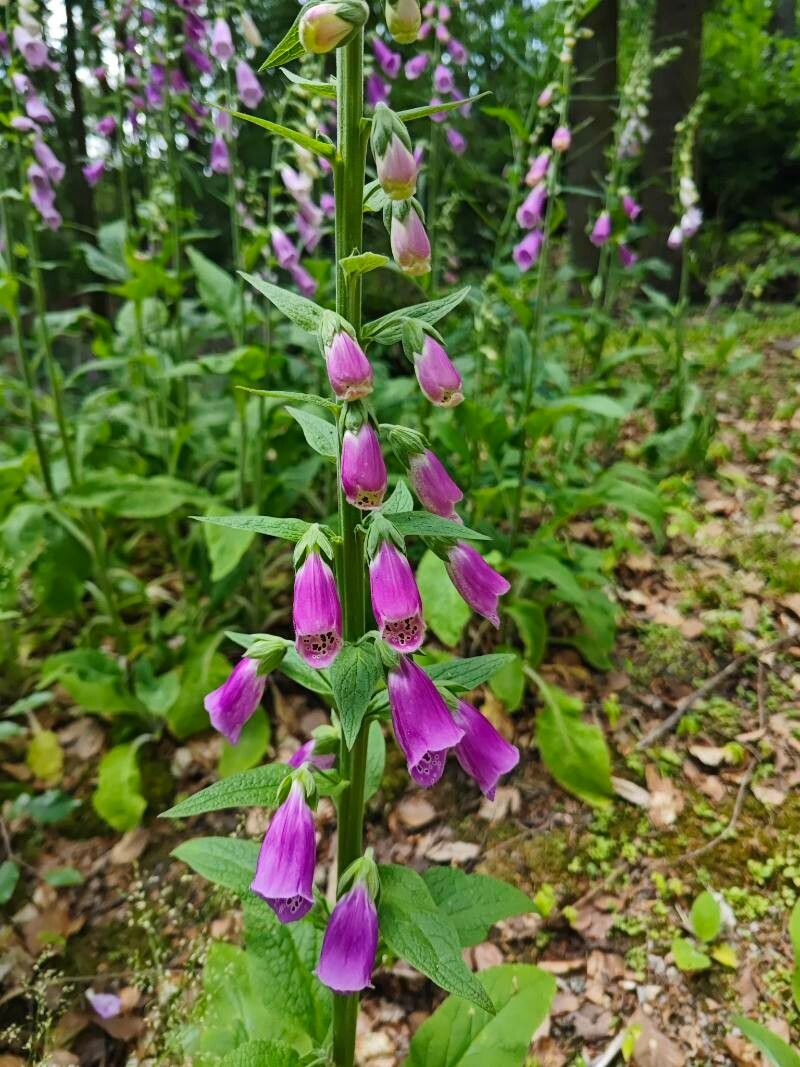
331,31,368,1067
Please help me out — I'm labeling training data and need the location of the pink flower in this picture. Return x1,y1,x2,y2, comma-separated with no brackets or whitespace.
590,211,612,247
235,60,263,109
404,54,429,80
537,85,554,107
446,37,468,65
300,2,366,53
445,542,510,627
433,63,454,95
516,182,547,228
446,127,466,155
33,140,64,184
373,37,401,79
13,26,48,70
82,160,106,187
413,335,463,407
341,423,387,510
622,194,641,221
210,17,234,62
293,551,343,668
289,262,317,297
210,136,231,174
369,541,425,653
390,204,431,276
618,244,637,269
551,125,571,153
513,228,544,272
96,115,117,137
366,73,390,107
25,96,54,124
525,151,551,186
324,330,374,400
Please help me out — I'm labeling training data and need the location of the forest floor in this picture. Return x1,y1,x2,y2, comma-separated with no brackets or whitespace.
1,313,800,1067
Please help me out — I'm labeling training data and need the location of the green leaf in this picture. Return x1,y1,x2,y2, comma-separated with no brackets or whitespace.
280,66,337,99
422,869,535,948
488,650,525,713
710,943,738,968
377,865,494,1014
340,252,389,276
482,104,527,141
10,789,80,825
285,406,338,459
26,729,63,783
790,899,800,962
39,649,140,716
218,708,271,778
671,936,712,973
792,967,800,1012
167,637,231,739
505,601,547,668
382,480,414,514
133,661,180,717
187,246,240,335
43,866,84,887
426,654,516,692
193,513,311,542
365,720,386,802
0,860,20,905
405,963,555,1067
241,272,337,331
172,836,260,894
690,890,722,943
260,20,304,70
330,641,381,748
203,506,256,582
221,1040,302,1067
396,92,491,124
388,511,488,541
162,763,291,818
733,1017,800,1067
533,679,613,807
0,722,24,740
362,286,471,344
279,646,334,697
92,740,148,831
237,387,338,413
417,550,470,646
227,109,335,159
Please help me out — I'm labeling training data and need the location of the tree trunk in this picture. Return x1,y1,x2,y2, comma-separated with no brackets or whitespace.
772,0,796,35
567,0,619,282
640,0,708,294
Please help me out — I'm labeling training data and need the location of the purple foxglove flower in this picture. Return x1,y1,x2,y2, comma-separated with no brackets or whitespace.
447,36,468,64
184,44,213,74
316,881,378,993
287,738,336,771
433,62,454,94
452,700,519,799
151,63,165,89
370,541,425,653
210,136,231,174
12,73,31,94
390,205,431,276
680,206,702,238
538,85,554,107
11,116,38,133
210,17,234,62
404,53,429,80
618,243,637,268
387,655,464,787
429,96,448,123
516,182,547,229
33,141,65,184
0,31,9,60
170,69,191,93
235,60,263,109
214,108,232,135
408,449,463,519
439,3,452,20
667,225,683,250
590,211,612,247
299,197,324,228
280,163,312,200
423,1,436,14
446,127,466,155
551,125,571,153
299,2,364,54
141,8,155,25
321,192,336,216
445,542,510,627
25,97,54,125
385,0,421,44
418,19,432,40
293,551,343,668
96,115,117,137
366,73,390,107
297,212,321,252
436,23,450,43
27,163,55,213
86,991,122,1019
622,194,641,221
325,330,374,400
373,37,401,78
41,207,63,232
290,262,317,297
341,423,387,510
414,334,463,407
82,160,106,187
374,133,418,201
251,780,316,922
204,657,266,744
413,144,425,168
13,26,48,69
513,228,544,272
525,151,551,187
184,11,208,44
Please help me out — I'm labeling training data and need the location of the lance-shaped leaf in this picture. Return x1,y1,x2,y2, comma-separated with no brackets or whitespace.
162,763,292,818
223,107,335,160
395,91,491,124
286,406,338,459
237,387,339,413
733,1017,800,1067
388,510,488,541
260,15,306,71
362,286,471,344
280,66,337,99
339,252,390,277
329,641,382,748
425,653,516,691
193,514,312,542
240,272,348,332
173,836,260,894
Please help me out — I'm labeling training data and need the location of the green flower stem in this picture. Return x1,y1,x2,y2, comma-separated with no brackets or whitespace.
332,30,368,1067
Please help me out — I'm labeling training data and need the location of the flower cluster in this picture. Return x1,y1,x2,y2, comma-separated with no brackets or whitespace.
668,99,704,250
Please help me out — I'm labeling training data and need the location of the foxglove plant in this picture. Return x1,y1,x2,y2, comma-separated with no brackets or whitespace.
168,9,542,1065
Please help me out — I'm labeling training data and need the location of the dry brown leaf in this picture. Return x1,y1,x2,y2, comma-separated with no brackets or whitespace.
682,759,727,802
396,795,437,831
612,776,651,808
423,840,480,864
551,991,581,1016
109,828,149,865
95,1014,145,1041
724,1036,761,1067
689,744,727,768
572,1004,614,1041
630,1008,685,1067
478,785,520,823
538,957,585,974
645,766,685,828
752,782,788,807
471,942,504,971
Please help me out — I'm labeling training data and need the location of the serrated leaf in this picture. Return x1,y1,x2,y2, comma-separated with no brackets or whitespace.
340,252,389,276
241,271,338,331
362,286,471,344
286,406,338,459
396,91,491,124
388,511,488,541
173,836,260,893
533,678,613,808
733,1017,800,1067
690,890,722,943
426,654,516,692
193,513,311,542
330,642,381,748
377,865,494,1014
260,20,304,70
162,763,291,818
417,550,470,646
671,936,711,973
227,109,335,159
221,1040,302,1067
422,869,535,948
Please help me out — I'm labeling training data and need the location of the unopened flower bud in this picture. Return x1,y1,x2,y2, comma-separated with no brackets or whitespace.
299,1,369,54
390,202,431,276
371,104,418,201
590,211,612,247
551,125,571,153
385,0,421,44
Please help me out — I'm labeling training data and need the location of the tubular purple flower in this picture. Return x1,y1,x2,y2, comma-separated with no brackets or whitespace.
287,738,336,771
446,36,468,64
13,25,48,69
316,881,378,993
404,53,429,80
290,262,317,297
385,0,421,44
251,780,316,922
622,194,641,221
11,117,38,133
236,60,264,109
418,19,432,39
446,127,466,155
184,44,213,74
25,96,54,124
12,72,31,94
408,448,463,519
452,700,520,800
590,211,612,247
293,551,343,668
513,228,544,272
525,151,550,186
271,225,300,269
184,11,208,43
33,140,65,184
618,243,637,269
439,3,452,20
516,182,547,229
298,197,324,228
300,1,367,54
551,125,571,153
210,136,231,174
214,108,232,135
433,63,454,94
170,68,190,93
280,163,312,200
210,17,234,62
27,163,55,218
390,204,431,276
436,22,450,43
321,192,336,216
325,330,374,400
370,540,425,653
680,206,702,238
86,991,122,1019
96,115,117,137
413,334,463,407
204,657,266,744
82,160,106,187
366,73,390,107
445,542,510,626
373,37,401,78
387,655,464,787
341,423,387,509
297,213,321,252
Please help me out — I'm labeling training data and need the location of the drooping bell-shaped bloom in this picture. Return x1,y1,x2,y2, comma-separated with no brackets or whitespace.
82,159,106,187
445,542,510,627
667,225,683,250
408,449,463,519
447,36,468,65
27,163,54,215
210,17,234,62
280,163,313,200
214,108,232,135
370,541,425,653
622,194,641,221
418,19,432,40
316,880,378,994
516,182,547,229
538,84,554,108
297,212,321,252
413,334,463,407
204,657,266,744
513,228,544,272
290,262,317,297
25,96,54,124
366,73,390,107
293,551,343,668
299,1,365,54
236,60,264,109
373,37,401,78
551,125,571,153
11,116,38,133
86,990,122,1019
590,211,612,247
271,225,299,269
436,22,450,43
433,62,454,94
325,330,374,401
13,25,48,69
287,738,336,771
525,151,551,187
446,127,466,155
423,1,435,14
321,192,336,217
341,423,387,509
680,206,702,238
12,72,31,95
251,780,316,923
240,11,262,47
184,11,208,44
387,655,464,787
618,243,637,269
452,700,519,800
390,205,431,276
96,115,117,137
170,68,190,93
210,136,231,174
374,132,418,201
439,3,452,20
405,53,429,80
184,44,213,74
385,0,421,44
33,140,64,184
299,197,324,228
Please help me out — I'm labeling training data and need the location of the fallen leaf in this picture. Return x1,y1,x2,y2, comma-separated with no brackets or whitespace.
645,766,685,828
689,744,727,768
572,1004,614,1041
630,1008,685,1066
478,785,521,823
396,795,437,831
612,776,651,808
471,941,504,970
751,782,787,807
109,829,149,865
423,840,480,864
